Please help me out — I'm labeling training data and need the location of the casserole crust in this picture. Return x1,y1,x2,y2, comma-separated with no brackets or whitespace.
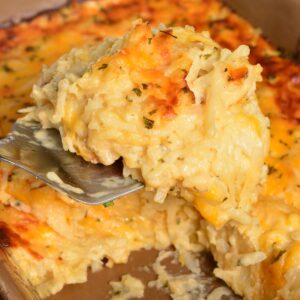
0,0,300,299
30,21,269,227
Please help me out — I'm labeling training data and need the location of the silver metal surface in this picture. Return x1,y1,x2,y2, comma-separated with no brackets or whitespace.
0,121,143,205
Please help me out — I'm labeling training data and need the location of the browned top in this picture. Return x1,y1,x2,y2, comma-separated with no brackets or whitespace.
0,1,299,298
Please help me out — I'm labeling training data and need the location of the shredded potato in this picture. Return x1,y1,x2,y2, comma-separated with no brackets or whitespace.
0,0,300,299
30,21,269,228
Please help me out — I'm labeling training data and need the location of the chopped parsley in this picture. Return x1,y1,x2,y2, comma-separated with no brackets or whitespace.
30,184,47,191
126,95,133,102
271,249,286,264
143,117,154,129
25,45,38,52
182,86,189,93
148,38,152,44
142,83,148,90
148,109,157,115
132,87,142,97
2,64,13,73
103,201,114,207
267,74,276,82
7,174,13,182
14,201,21,207
98,63,108,70
99,6,107,13
279,139,289,147
203,53,212,60
29,55,38,62
160,30,178,39
279,153,288,160
268,166,277,175
93,16,105,24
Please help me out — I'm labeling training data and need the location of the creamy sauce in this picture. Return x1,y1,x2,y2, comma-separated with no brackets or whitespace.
46,171,84,194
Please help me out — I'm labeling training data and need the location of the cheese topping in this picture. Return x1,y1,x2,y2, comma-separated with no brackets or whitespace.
30,21,269,227
0,0,300,299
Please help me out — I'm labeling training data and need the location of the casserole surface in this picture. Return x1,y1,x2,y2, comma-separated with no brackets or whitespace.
0,1,300,299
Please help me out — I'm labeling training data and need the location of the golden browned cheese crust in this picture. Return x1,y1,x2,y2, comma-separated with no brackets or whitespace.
0,0,300,299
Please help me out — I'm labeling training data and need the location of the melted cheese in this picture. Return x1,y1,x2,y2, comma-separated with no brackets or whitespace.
0,0,300,299
30,21,269,228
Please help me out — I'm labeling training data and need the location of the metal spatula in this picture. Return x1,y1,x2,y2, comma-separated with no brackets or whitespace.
0,121,143,205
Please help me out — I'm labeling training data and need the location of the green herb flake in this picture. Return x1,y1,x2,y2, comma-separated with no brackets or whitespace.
25,46,37,52
222,197,228,202
132,87,142,97
279,154,288,160
60,10,70,20
98,63,108,70
142,83,148,90
182,86,189,93
143,117,154,129
268,166,277,175
148,38,152,44
279,139,289,147
148,109,157,115
267,74,276,82
2,64,13,73
159,158,165,163
126,95,133,102
29,55,38,62
203,53,212,60
103,201,114,208
30,184,47,191
271,250,286,264
160,30,178,39
99,6,106,13
93,16,105,24
167,20,176,27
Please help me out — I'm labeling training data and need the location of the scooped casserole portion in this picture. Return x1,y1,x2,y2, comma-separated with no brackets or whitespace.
30,21,269,228
2,0,300,299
